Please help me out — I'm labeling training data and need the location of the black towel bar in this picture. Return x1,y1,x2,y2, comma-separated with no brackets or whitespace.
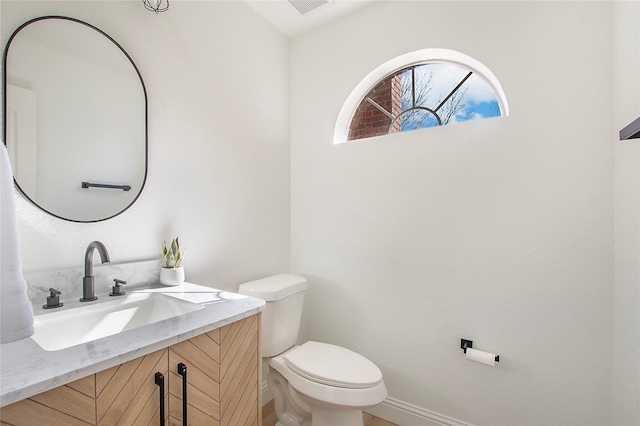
82,181,131,191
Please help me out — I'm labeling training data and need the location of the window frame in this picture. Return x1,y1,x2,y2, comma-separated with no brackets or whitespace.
334,48,509,144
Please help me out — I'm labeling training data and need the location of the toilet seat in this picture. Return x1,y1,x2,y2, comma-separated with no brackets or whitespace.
268,344,388,410
284,341,382,389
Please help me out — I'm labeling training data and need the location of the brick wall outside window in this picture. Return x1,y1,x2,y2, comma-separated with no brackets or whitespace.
348,72,403,141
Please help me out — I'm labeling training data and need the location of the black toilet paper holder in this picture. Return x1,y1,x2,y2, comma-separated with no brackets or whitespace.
461,339,500,362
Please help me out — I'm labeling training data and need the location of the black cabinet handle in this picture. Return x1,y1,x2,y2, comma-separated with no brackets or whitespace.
178,363,187,425
154,372,165,426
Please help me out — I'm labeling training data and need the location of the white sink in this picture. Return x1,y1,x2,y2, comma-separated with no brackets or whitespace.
31,293,204,351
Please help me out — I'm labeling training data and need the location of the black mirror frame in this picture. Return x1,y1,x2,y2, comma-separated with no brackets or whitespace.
2,15,148,223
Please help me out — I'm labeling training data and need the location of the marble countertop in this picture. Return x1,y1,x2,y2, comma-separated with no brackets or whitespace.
0,282,265,407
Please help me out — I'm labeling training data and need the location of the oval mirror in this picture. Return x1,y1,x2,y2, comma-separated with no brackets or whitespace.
3,16,147,222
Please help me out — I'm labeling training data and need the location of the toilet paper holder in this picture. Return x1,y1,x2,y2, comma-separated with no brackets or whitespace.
461,339,500,362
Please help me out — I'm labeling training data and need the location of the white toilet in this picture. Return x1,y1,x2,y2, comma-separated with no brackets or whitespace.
238,274,387,426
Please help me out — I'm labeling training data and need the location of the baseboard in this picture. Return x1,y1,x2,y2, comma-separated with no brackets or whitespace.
364,397,473,426
262,381,470,426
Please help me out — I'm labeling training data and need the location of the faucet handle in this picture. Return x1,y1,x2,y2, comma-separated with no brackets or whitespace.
43,288,63,309
110,279,127,297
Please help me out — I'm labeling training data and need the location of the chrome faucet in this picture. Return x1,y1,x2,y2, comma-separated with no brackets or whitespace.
81,241,111,302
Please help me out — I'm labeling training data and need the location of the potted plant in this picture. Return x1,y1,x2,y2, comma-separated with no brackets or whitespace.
160,237,186,286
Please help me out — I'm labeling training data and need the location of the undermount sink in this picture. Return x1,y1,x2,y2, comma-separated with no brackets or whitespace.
31,292,204,351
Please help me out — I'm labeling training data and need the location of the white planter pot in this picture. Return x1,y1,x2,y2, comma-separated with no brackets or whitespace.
160,266,185,286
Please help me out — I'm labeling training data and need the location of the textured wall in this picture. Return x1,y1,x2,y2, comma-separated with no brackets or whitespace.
1,1,291,291
2,1,630,424
290,2,614,425
612,2,640,425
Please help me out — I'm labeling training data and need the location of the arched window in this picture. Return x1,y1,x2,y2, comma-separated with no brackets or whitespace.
334,49,508,144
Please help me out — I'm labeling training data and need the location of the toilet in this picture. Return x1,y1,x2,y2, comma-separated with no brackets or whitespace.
238,274,387,426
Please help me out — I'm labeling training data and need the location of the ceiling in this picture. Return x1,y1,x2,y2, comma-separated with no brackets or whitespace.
244,0,375,38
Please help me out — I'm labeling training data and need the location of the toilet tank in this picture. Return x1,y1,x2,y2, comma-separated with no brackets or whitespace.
238,274,307,357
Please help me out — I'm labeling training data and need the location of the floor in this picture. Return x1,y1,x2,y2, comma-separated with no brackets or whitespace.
262,400,398,426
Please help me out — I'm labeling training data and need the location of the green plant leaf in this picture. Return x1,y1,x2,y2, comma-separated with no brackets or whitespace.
162,237,185,268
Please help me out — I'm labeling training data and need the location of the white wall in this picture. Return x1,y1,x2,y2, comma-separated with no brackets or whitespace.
612,2,640,425
290,2,614,425
1,1,291,291
3,1,633,424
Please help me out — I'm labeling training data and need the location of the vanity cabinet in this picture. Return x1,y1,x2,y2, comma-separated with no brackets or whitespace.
0,314,261,426
0,348,169,426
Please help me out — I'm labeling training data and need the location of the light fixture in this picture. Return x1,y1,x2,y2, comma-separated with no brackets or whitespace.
143,0,169,13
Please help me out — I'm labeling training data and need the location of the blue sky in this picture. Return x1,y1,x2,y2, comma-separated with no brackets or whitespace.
457,99,501,121
398,63,501,130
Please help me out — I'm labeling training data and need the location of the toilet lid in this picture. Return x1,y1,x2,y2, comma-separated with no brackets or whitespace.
284,341,382,389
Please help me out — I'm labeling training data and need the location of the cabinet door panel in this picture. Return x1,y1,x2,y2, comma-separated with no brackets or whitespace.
96,348,167,425
170,338,220,384
66,374,96,399
221,331,258,402
148,400,168,426
224,370,259,426
190,332,220,364
220,314,258,381
133,379,169,426
169,392,218,426
168,369,220,420
113,350,169,425
169,346,220,402
30,382,96,424
0,389,94,426
95,364,119,396
0,375,96,426
207,327,220,345
96,356,143,422
169,336,221,424
219,314,261,426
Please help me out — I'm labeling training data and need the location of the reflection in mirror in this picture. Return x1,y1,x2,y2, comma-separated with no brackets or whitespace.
3,16,147,222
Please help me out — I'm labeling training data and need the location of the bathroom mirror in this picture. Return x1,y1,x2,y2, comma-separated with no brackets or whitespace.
3,16,147,222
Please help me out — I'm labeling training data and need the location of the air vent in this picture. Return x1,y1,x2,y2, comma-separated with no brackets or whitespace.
288,0,329,15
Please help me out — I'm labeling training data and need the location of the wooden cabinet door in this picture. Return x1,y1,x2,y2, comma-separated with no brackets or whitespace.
0,375,97,426
169,329,221,425
219,313,261,426
96,348,169,426
168,313,261,426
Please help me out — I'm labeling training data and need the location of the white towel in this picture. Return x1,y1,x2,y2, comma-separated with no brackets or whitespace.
0,142,34,344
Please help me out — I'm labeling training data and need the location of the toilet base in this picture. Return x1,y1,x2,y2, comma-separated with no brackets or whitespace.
268,368,365,426
272,405,365,426
311,406,364,426
274,414,363,426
